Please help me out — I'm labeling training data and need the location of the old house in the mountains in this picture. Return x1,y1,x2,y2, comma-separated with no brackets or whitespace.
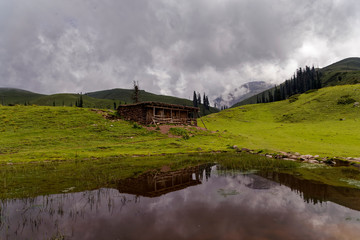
117,102,199,126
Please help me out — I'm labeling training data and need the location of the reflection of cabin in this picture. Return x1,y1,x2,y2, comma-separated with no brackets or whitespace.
117,164,213,197
117,102,199,126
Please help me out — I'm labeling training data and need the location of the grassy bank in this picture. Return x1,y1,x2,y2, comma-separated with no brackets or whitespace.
201,84,360,158
1,152,299,199
3,152,360,200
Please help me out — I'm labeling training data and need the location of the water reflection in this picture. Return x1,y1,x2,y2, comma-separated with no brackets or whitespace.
259,171,360,211
117,163,213,197
1,165,360,240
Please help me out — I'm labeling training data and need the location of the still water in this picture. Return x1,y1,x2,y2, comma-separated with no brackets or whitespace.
1,164,360,240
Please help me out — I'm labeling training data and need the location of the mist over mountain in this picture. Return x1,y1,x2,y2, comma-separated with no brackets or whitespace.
214,81,274,108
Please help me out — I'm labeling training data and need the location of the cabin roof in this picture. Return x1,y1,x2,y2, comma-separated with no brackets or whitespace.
118,101,199,111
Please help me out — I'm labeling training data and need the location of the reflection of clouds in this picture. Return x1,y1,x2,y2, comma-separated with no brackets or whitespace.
2,174,360,240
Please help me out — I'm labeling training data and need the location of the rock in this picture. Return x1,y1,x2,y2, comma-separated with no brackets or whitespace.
241,148,251,152
353,102,359,107
279,151,288,157
308,160,319,164
283,158,296,161
265,154,273,158
314,155,320,158
161,165,171,172
232,145,238,149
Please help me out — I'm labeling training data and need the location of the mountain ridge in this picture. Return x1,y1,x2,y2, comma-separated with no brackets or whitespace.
232,57,360,107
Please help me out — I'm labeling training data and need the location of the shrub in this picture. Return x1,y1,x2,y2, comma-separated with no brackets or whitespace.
169,128,190,140
132,122,143,129
305,89,318,94
337,95,356,105
288,94,300,103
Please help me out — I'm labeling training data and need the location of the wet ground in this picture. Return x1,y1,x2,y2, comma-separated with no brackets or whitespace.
1,165,360,240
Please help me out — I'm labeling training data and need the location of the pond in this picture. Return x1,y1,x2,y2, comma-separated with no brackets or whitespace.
1,161,360,240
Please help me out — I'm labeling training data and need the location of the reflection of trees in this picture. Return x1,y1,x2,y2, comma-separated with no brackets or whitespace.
259,171,360,210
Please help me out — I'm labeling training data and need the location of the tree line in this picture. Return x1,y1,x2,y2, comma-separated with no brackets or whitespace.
193,91,210,110
257,66,322,104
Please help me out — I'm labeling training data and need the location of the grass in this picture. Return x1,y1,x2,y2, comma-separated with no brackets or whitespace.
0,105,231,164
200,84,360,158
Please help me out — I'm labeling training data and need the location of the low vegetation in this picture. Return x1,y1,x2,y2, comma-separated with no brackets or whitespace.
200,84,360,158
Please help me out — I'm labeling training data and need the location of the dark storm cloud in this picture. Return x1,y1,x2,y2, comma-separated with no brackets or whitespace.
1,0,360,101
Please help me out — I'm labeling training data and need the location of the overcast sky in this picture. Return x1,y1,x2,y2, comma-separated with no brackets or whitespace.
1,0,360,101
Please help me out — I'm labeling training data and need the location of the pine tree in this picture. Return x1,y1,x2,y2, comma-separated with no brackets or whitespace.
193,91,198,107
79,94,83,107
268,91,274,102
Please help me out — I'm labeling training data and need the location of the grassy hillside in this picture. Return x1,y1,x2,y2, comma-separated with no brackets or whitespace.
200,84,360,158
320,57,360,87
31,93,116,109
233,57,360,107
87,88,219,115
0,105,231,164
0,87,218,115
87,89,191,105
0,88,44,105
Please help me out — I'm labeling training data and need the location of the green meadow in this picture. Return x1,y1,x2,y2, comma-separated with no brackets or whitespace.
0,105,232,164
1,84,360,165
201,84,360,158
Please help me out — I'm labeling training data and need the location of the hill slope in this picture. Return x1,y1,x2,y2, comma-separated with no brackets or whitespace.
320,57,360,87
201,84,360,157
233,57,360,107
87,88,219,115
0,88,44,105
30,93,116,108
0,87,218,115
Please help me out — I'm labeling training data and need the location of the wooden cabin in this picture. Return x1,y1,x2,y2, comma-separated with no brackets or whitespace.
117,102,199,126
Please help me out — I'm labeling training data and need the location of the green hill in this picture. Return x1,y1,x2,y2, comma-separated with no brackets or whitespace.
0,88,44,105
0,87,218,115
30,93,116,109
320,57,360,87
87,88,219,115
87,89,189,105
201,84,360,157
233,57,360,107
